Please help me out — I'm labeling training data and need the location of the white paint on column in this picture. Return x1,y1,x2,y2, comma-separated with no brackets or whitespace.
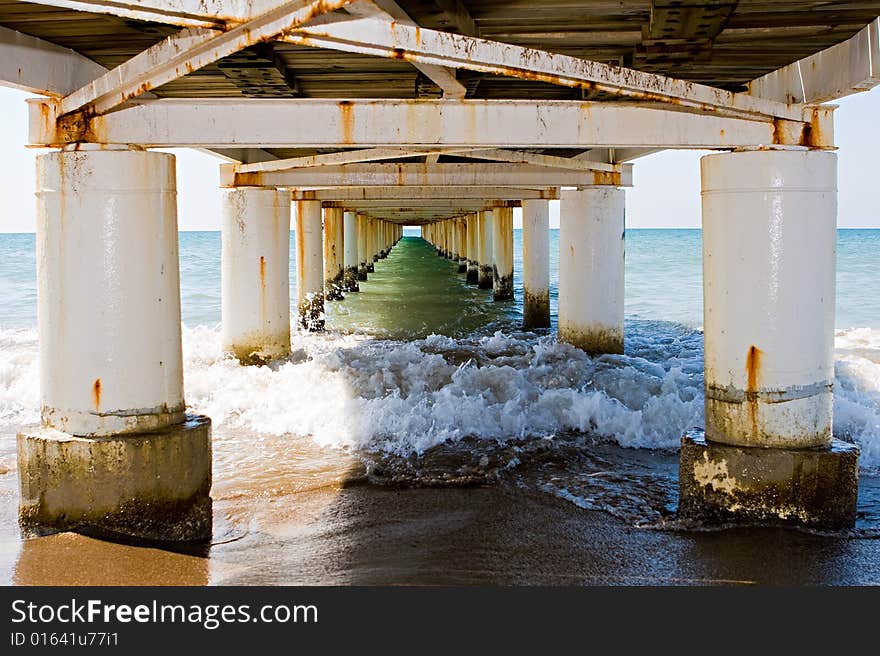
558,187,625,354
323,206,344,299
343,210,359,291
522,199,550,328
492,206,514,300
477,209,494,289
294,200,325,331
221,187,291,363
702,149,837,448
36,147,184,436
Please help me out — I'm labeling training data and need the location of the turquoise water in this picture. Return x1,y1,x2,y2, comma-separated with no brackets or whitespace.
1,228,877,329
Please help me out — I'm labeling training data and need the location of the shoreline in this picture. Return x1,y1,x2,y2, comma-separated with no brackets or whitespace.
4,467,880,586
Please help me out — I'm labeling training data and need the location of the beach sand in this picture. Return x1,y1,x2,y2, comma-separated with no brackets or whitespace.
5,469,880,586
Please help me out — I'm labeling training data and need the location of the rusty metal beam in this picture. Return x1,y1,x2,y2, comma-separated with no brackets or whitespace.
347,0,466,98
285,14,807,121
33,98,817,149
220,162,632,187
290,186,560,200
460,149,625,173
22,0,285,28
59,0,352,117
748,17,880,104
235,147,476,172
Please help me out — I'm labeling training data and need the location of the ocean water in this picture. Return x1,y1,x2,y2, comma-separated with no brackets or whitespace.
1,229,880,535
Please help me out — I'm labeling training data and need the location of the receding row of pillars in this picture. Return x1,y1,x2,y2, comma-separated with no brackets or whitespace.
21,145,853,540
221,191,402,362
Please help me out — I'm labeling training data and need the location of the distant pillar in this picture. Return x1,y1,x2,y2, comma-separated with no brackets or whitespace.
679,148,858,530
19,146,211,542
457,218,468,273
559,187,624,354
356,213,369,280
343,210,359,292
294,200,325,331
466,213,479,284
323,207,344,300
492,206,514,300
221,187,291,364
522,199,550,328
478,210,494,289
366,217,376,273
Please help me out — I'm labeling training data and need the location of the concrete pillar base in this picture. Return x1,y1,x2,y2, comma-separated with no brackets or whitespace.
466,263,479,284
523,290,551,329
457,259,468,274
357,265,368,281
493,267,513,301
478,265,494,289
343,266,360,292
678,429,859,530
559,325,623,355
366,263,375,273
18,415,212,542
298,295,325,332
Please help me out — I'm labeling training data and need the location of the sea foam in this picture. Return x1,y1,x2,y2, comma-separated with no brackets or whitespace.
1,323,879,469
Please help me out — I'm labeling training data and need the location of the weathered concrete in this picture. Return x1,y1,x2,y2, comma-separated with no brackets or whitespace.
35,147,185,437
221,187,291,365
357,213,369,280
478,210,494,289
701,150,837,449
678,429,859,530
492,206,514,301
18,415,212,542
342,210,360,292
466,213,479,284
294,200,325,331
323,207,345,300
522,199,550,328
559,187,625,354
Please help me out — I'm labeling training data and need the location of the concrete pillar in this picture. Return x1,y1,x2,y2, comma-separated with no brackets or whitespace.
466,213,479,284
19,146,211,542
679,149,858,530
478,209,494,289
343,210,360,292
294,200,325,331
559,187,625,354
373,218,381,263
522,199,550,328
492,206,514,301
368,217,377,269
323,207,344,300
221,188,291,364
457,218,468,273
357,213,369,280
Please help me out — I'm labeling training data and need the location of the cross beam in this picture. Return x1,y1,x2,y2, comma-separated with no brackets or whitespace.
222,163,629,188
285,15,806,122
290,187,559,200
32,98,830,150
59,0,352,117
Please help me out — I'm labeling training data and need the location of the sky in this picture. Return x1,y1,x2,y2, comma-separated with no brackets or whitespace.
0,84,877,232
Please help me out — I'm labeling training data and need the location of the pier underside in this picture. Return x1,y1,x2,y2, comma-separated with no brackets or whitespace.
2,0,878,540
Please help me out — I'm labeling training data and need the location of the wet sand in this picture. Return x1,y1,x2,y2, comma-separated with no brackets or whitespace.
5,475,880,586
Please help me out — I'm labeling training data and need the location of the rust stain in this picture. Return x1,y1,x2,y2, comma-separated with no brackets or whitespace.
771,118,784,144
338,101,354,144
745,345,762,437
259,255,266,290
798,122,814,147
92,378,102,411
